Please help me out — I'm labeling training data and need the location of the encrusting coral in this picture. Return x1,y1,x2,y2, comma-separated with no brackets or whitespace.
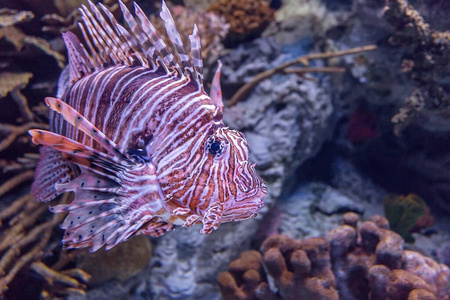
383,0,450,135
219,213,450,300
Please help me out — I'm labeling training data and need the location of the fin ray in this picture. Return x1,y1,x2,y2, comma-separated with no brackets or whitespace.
64,0,204,86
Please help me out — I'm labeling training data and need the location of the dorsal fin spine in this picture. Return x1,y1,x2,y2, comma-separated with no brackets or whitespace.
80,8,110,64
81,4,118,64
78,21,102,69
98,2,149,67
98,3,136,66
132,1,185,76
87,1,125,65
65,0,204,86
189,24,204,88
160,1,193,79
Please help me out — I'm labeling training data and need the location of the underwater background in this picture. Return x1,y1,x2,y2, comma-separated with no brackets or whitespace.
0,0,449,299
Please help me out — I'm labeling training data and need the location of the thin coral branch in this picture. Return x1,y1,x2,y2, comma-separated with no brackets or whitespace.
282,66,346,74
51,250,79,271
228,45,377,106
11,89,34,122
31,262,89,289
0,230,51,294
0,192,71,297
0,205,47,251
0,170,34,198
0,193,31,222
0,122,48,153
1,154,39,173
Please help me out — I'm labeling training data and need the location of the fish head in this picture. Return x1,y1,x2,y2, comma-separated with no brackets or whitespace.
206,127,266,223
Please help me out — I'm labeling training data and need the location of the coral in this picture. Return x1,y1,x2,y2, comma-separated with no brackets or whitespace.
383,0,450,135
227,44,375,107
208,0,275,46
220,213,450,300
76,235,152,286
218,235,339,300
326,214,449,300
0,188,90,298
0,8,34,27
0,9,65,69
0,8,88,295
41,0,132,36
383,194,434,243
217,250,266,299
273,0,353,37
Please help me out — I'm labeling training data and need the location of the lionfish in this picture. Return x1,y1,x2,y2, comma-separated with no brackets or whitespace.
29,1,266,252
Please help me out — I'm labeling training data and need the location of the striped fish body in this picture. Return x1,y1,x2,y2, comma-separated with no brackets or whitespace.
29,1,266,252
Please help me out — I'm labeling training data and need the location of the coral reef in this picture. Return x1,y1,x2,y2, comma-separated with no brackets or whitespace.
208,0,275,46
0,8,65,69
226,43,375,106
384,194,434,243
383,0,450,135
219,214,450,300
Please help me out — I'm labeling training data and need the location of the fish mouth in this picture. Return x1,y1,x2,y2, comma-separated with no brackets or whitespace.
222,184,266,223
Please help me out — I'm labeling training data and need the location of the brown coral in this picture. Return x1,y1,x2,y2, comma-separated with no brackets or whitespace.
220,213,450,300
384,0,450,135
218,235,339,300
41,0,132,37
208,0,275,46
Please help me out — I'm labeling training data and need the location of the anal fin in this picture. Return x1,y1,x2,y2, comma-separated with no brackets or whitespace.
32,146,71,202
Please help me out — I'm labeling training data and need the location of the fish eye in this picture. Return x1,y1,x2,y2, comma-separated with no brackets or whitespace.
206,137,225,158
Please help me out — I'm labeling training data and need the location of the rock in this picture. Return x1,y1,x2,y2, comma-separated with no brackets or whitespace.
278,182,364,241
313,185,365,215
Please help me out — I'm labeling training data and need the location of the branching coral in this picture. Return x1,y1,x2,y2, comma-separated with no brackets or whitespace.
227,44,376,107
219,213,450,300
0,90,89,298
208,0,274,46
41,0,132,36
383,0,450,135
0,8,91,295
0,9,65,69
